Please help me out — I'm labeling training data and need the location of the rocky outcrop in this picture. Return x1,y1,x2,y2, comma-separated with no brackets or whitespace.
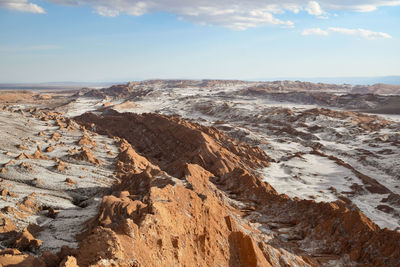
12,224,42,252
1,97,400,266
77,134,97,148
72,111,400,266
30,146,50,160
73,146,101,165
75,112,271,178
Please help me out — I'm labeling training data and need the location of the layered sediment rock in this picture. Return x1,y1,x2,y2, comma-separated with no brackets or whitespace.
70,111,400,266
1,97,400,266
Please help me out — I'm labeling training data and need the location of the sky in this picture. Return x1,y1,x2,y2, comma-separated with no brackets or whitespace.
0,0,399,83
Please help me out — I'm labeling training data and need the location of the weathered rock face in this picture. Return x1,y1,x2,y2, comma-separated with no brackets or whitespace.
1,102,400,266
72,144,306,267
70,111,400,267
75,112,272,178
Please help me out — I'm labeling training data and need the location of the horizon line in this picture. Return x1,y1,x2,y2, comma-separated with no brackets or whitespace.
1,75,400,85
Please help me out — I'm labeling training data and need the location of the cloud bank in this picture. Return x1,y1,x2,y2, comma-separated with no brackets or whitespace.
302,27,392,39
0,0,45,13
1,0,399,30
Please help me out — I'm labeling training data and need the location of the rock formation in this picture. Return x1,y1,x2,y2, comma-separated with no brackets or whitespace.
1,82,400,267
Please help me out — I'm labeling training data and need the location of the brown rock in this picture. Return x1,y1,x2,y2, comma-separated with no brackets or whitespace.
30,146,50,160
0,249,45,267
74,146,101,165
17,144,29,150
59,256,79,267
12,224,43,251
47,207,58,218
74,112,272,178
19,162,33,172
377,205,395,214
77,134,97,148
3,159,15,167
64,178,76,185
45,145,54,152
40,251,59,267
0,212,17,233
229,231,271,267
0,188,18,198
55,160,68,172
0,188,9,197
51,132,62,141
71,112,400,267
18,194,39,213
15,152,31,160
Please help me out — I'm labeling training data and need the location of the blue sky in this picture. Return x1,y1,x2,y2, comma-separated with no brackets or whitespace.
0,0,399,82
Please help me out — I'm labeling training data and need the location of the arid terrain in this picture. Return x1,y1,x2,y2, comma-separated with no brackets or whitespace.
0,80,400,267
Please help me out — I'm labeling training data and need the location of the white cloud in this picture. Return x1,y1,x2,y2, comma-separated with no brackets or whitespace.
49,0,398,30
1,0,400,30
305,1,324,16
302,27,392,39
323,1,400,12
94,6,119,17
82,2,296,30
328,27,392,39
302,28,328,36
0,0,45,13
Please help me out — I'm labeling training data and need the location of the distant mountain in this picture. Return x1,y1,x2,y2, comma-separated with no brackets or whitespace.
0,82,118,90
350,83,400,95
255,76,400,85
